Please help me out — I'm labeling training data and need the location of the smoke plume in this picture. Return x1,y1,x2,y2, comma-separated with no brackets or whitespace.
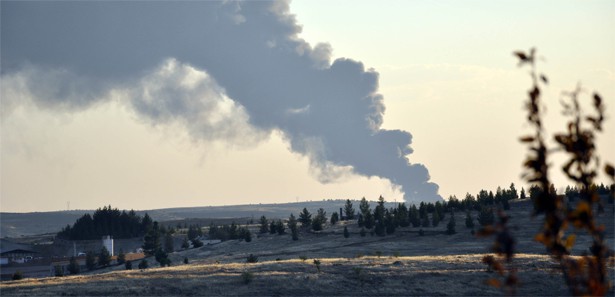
1,1,441,202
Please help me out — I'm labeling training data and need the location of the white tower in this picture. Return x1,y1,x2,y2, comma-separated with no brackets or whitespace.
102,235,114,256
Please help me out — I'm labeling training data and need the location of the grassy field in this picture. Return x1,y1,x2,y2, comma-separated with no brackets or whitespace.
1,199,614,296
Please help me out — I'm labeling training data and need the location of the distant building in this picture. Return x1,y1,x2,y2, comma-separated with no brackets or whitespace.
0,239,39,265
102,235,114,256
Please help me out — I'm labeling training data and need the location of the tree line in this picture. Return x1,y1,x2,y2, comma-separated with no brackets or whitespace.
57,205,155,240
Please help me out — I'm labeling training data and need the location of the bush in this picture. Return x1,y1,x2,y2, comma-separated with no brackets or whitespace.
313,259,321,273
138,259,148,269
68,256,80,275
246,254,258,263
11,271,23,280
241,271,254,284
343,226,350,238
54,265,64,277
117,250,126,265
183,257,189,264
299,255,307,262
125,260,132,270
360,227,366,237
419,229,425,236
191,238,204,248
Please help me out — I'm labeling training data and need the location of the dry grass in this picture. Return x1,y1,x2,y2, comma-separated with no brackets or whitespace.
1,200,613,296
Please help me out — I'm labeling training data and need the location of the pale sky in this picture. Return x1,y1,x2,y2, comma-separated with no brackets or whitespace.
1,0,614,212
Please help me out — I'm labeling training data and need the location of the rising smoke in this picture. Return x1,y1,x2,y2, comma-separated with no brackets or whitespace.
1,1,441,202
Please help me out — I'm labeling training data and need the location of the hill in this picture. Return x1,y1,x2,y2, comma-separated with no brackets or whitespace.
1,199,613,296
1,200,395,237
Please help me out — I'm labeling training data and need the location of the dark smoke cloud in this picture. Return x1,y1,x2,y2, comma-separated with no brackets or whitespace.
1,1,441,202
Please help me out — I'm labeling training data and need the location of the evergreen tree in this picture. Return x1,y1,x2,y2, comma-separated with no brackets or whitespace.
385,211,396,235
432,210,440,227
117,249,126,265
363,211,375,229
360,227,367,237
509,183,519,199
288,213,299,241
465,211,475,229
446,212,456,235
312,208,327,231
373,196,386,223
138,259,148,269
85,252,96,271
68,256,80,275
330,212,339,225
142,229,160,257
269,220,277,234
344,199,356,220
259,216,269,234
520,187,527,199
343,226,350,238
421,215,430,228
244,228,252,242
164,233,174,253
98,246,111,267
291,227,299,241
477,206,495,226
155,249,171,267
181,237,190,249
409,204,420,227
191,238,204,248
435,201,445,222
276,219,285,235
125,260,132,270
357,214,364,227
298,208,312,228
183,257,189,264
396,203,410,227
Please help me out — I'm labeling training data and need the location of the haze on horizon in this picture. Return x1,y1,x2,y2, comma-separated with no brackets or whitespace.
1,0,614,213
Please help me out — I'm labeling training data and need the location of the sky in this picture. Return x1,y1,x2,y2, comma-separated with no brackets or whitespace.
1,0,614,212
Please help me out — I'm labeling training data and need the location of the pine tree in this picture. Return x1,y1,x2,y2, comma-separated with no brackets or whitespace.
276,219,285,235
85,252,96,271
330,212,339,225
138,259,148,269
465,211,475,229
288,213,298,241
385,211,396,235
360,227,367,237
117,249,126,265
142,229,160,257
244,228,252,242
98,246,111,267
397,203,410,227
446,212,456,235
432,210,440,227
269,220,277,234
125,260,132,270
68,256,80,275
181,237,190,249
155,249,171,267
409,204,420,227
298,208,312,228
477,206,495,226
259,216,269,234
520,187,526,199
312,208,327,231
421,215,430,228
164,233,174,253
343,226,350,238
344,199,356,220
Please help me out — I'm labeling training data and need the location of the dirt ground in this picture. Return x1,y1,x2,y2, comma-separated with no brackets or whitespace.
1,199,614,296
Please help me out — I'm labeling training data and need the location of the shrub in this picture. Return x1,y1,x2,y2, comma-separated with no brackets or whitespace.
67,256,80,275
343,226,350,238
374,250,382,258
241,271,254,284
125,260,132,270
116,249,126,265
246,254,258,263
138,259,148,269
313,259,321,273
360,227,366,237
11,271,23,280
191,238,204,248
419,229,425,236
183,257,189,264
299,255,307,262
54,265,64,277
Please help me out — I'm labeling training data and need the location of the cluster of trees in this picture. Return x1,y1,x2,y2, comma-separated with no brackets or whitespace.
208,222,252,242
57,206,154,240
141,221,175,267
